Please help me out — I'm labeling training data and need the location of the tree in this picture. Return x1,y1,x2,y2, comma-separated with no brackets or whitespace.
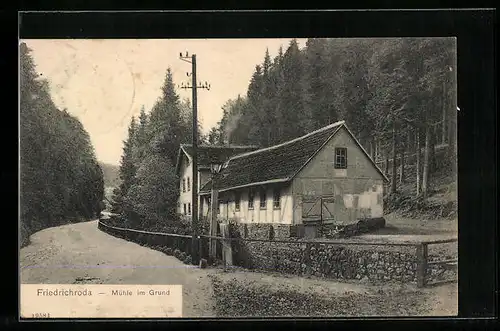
132,105,149,164
112,117,137,215
207,37,456,201
146,68,185,164
123,154,179,230
20,42,104,244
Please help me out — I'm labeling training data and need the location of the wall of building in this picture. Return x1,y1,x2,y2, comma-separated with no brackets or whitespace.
292,126,385,225
203,184,294,224
199,169,211,191
178,156,213,217
178,154,193,215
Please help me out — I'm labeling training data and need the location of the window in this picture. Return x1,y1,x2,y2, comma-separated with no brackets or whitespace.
248,190,254,209
334,147,347,169
235,193,241,211
188,203,191,215
183,204,186,215
187,177,190,192
259,190,267,209
182,178,186,192
217,200,222,214
273,189,281,209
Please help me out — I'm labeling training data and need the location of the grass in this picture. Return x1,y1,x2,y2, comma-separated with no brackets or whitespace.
209,269,453,317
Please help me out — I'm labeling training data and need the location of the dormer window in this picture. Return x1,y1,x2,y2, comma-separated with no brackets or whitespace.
182,178,186,192
187,177,190,192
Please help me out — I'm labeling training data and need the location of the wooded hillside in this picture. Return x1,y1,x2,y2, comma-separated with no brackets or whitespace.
99,162,121,188
208,38,457,202
111,38,457,233
20,42,105,246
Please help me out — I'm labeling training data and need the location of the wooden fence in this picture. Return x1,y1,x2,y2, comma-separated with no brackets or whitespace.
98,221,194,257
416,238,458,287
98,220,457,288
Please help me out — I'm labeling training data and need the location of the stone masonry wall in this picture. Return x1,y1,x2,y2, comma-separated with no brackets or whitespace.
228,223,456,285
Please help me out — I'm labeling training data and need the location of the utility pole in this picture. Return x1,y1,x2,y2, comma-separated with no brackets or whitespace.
179,51,211,266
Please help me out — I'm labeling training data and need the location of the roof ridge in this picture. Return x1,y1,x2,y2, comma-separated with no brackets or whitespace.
181,143,259,149
229,120,346,161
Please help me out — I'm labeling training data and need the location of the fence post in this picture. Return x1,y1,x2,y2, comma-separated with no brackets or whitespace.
416,243,428,288
304,243,312,276
198,236,204,263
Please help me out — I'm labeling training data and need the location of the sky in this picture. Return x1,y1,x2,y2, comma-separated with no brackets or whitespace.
24,39,307,166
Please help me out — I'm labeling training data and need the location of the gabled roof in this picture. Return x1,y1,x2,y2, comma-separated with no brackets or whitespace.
199,121,389,194
175,144,259,174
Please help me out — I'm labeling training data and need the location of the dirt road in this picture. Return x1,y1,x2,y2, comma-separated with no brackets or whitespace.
20,220,456,318
20,220,215,317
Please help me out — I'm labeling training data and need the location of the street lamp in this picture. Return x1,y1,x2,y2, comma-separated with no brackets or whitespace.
210,161,223,175
208,160,223,265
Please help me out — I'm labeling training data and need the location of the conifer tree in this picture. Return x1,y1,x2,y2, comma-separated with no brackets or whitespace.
20,42,104,244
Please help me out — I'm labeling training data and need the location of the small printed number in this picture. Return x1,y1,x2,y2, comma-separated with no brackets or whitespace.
32,313,50,318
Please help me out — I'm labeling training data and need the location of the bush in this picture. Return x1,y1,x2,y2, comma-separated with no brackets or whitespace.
179,251,187,261
174,249,181,259
20,222,31,248
183,255,192,265
228,221,254,269
165,247,173,255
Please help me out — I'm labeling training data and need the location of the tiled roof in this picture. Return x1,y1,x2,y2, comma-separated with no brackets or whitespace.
200,121,347,193
177,144,259,171
199,121,389,194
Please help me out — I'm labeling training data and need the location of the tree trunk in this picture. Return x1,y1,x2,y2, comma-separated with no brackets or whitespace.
416,129,421,196
448,99,457,175
384,148,389,175
447,62,457,175
399,137,406,184
421,122,431,198
441,81,447,144
390,123,397,194
370,138,375,160
430,128,436,173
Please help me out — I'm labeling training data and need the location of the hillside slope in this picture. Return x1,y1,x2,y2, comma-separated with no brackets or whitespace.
383,161,457,220
99,162,121,188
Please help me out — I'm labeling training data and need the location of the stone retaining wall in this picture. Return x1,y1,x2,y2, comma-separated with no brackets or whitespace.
228,223,456,285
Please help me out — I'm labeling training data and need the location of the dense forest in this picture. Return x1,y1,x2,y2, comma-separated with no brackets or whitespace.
112,38,457,233
20,42,105,247
99,162,121,188
208,38,457,202
110,69,204,233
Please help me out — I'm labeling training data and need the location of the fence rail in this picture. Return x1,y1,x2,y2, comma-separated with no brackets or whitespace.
97,220,457,288
199,234,420,246
98,221,194,259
